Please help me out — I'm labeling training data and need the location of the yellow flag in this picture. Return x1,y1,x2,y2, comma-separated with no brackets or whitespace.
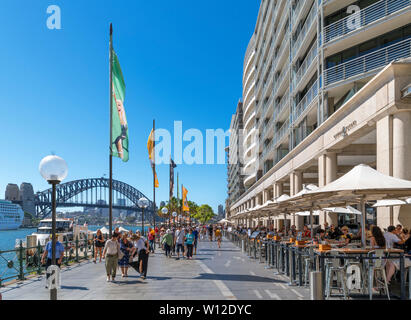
147,129,154,161
154,170,159,188
182,185,189,212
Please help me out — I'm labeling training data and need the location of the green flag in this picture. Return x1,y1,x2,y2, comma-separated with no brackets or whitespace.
111,50,128,162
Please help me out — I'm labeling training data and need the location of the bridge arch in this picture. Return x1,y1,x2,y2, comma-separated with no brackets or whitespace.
35,178,153,219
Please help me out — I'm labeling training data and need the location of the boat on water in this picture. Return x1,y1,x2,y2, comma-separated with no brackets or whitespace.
0,200,24,231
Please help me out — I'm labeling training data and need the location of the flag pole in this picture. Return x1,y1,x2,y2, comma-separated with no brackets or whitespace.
169,156,171,229
109,23,113,238
152,119,156,245
177,173,179,227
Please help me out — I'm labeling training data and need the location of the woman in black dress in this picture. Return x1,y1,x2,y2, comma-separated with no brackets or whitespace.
94,229,105,263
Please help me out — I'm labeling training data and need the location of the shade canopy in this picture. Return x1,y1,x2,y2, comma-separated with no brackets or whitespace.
372,199,407,207
324,206,361,215
296,210,321,216
118,226,129,233
99,227,110,235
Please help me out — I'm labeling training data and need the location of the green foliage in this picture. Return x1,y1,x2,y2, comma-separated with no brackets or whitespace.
193,204,216,224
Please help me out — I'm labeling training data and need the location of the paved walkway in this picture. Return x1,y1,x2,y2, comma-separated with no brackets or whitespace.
0,236,310,300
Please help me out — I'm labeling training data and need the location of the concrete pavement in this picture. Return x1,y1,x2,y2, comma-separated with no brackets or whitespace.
0,236,310,300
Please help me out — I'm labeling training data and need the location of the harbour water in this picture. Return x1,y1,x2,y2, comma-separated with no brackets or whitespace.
0,225,150,284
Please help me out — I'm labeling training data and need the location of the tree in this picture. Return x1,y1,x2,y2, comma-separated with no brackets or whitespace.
193,204,216,224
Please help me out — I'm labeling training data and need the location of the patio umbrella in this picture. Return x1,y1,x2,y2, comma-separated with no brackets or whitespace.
290,184,319,237
118,226,129,233
372,199,407,207
295,211,321,216
276,194,291,234
298,164,411,247
99,227,110,235
324,206,362,215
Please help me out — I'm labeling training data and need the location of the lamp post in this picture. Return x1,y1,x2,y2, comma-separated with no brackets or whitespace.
39,155,68,301
138,197,149,236
172,212,177,227
178,214,182,227
161,207,169,228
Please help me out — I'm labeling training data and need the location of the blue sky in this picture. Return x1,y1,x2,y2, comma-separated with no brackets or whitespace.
0,0,259,212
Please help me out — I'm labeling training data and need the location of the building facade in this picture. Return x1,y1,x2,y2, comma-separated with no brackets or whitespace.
229,0,411,230
226,102,246,218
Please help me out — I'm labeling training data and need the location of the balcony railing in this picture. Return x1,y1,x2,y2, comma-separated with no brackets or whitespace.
261,119,290,159
273,65,289,97
293,41,318,90
324,0,411,44
275,93,290,117
261,117,275,140
293,79,319,122
291,0,304,28
324,37,411,87
292,1,317,59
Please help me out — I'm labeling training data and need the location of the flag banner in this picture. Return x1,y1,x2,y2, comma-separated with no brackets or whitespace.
154,170,159,188
182,185,189,212
170,158,177,199
147,129,154,164
111,50,128,162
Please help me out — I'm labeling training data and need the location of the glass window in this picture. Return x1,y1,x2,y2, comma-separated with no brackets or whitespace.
404,24,411,38
359,39,378,56
326,54,341,69
381,29,402,47
358,0,379,9
342,48,357,63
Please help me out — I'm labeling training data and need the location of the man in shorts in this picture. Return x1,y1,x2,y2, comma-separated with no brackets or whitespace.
175,226,185,260
215,227,222,248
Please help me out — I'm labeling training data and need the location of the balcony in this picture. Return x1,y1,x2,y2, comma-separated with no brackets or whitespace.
292,1,317,60
324,37,411,88
261,119,290,160
292,41,318,92
293,79,319,124
273,31,290,72
274,93,290,119
261,117,275,141
324,0,411,44
291,0,304,29
273,65,289,98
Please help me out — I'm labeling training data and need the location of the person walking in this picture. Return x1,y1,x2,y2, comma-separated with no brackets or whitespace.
175,226,185,260
208,224,213,241
215,227,222,248
133,231,149,279
192,226,199,255
103,233,121,282
185,228,195,260
147,227,155,253
93,229,105,263
161,229,174,258
119,233,133,278
41,234,65,288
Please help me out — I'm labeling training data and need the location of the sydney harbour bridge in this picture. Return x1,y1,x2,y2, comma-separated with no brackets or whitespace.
13,178,156,220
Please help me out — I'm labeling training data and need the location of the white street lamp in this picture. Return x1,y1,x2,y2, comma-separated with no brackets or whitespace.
138,197,149,236
161,207,169,228
39,155,68,301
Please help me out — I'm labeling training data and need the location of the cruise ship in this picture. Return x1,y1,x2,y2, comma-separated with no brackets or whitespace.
0,200,24,231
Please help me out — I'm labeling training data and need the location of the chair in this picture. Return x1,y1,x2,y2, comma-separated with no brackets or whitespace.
324,250,348,299
367,250,390,300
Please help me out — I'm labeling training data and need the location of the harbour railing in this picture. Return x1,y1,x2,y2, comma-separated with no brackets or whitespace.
0,236,96,287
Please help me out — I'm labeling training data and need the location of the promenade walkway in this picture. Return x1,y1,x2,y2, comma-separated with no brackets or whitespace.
0,236,310,300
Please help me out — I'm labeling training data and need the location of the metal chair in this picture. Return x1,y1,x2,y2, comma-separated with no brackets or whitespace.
367,250,390,300
324,250,348,299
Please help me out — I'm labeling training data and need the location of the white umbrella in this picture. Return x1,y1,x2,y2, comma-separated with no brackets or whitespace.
304,164,411,247
296,211,321,216
118,226,129,233
99,227,110,235
407,198,411,204
324,206,361,215
372,199,407,207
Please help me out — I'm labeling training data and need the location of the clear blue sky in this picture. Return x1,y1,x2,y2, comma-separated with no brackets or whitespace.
0,0,259,213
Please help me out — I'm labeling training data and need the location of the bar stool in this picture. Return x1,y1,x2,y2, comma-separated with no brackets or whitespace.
324,250,348,300
367,250,390,300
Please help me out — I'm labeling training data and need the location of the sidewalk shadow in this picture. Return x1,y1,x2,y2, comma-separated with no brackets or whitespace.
195,273,286,283
199,249,240,253
60,285,89,291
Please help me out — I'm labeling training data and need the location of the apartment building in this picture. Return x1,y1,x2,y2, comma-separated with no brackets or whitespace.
229,0,411,230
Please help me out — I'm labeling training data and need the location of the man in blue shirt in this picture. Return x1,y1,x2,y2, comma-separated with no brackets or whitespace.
41,235,65,287
184,229,195,260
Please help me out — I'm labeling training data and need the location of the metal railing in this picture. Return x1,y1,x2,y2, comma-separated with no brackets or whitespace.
292,1,317,59
273,31,290,72
0,237,95,287
262,118,291,159
293,79,319,122
324,37,411,87
324,0,411,44
291,0,304,28
293,41,318,90
275,93,290,117
273,66,289,97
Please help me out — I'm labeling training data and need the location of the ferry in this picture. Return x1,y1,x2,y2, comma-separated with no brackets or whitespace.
30,218,90,245
0,200,24,231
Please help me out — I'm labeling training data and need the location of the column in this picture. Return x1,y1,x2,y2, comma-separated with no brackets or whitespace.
376,115,393,229
274,182,283,198
318,153,338,227
294,171,304,230
393,112,411,227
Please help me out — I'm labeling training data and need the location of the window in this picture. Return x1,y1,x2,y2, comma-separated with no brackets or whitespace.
359,39,378,56
381,29,402,48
